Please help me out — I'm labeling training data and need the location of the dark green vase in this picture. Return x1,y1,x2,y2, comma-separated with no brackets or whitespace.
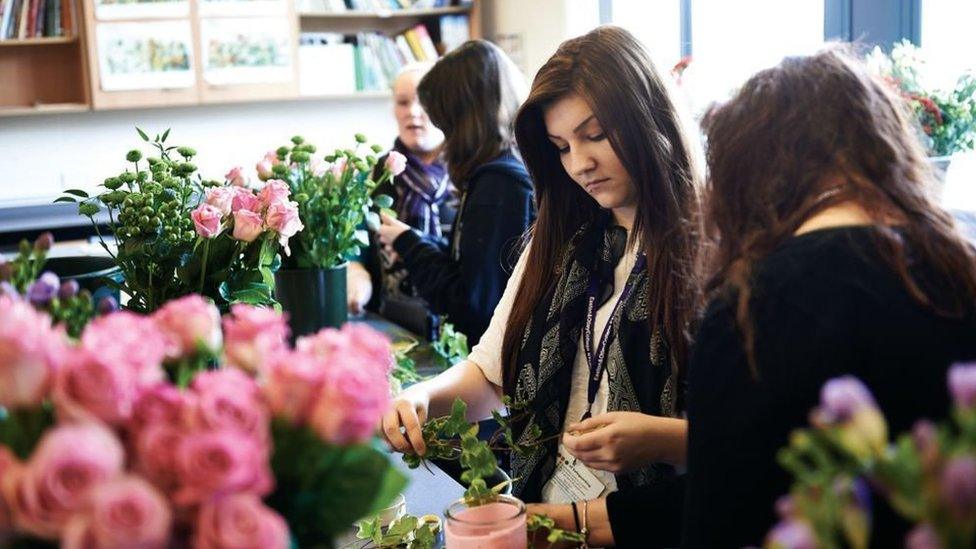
275,263,347,338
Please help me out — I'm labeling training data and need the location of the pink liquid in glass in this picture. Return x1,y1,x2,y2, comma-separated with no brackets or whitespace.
444,500,527,549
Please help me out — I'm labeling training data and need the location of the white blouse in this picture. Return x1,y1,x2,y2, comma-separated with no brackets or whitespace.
468,237,639,502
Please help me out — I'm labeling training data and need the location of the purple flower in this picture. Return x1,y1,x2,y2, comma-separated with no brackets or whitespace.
905,523,941,549
817,376,878,423
774,495,796,518
941,455,976,518
97,296,119,315
813,376,888,460
0,281,18,298
58,279,80,300
765,518,817,549
33,231,54,252
948,362,976,411
27,272,60,306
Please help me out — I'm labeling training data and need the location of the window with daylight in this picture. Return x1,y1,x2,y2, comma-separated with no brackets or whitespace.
920,0,976,90
608,0,683,70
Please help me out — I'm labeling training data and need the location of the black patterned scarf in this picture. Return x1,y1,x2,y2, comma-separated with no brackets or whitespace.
391,139,451,237
509,214,680,502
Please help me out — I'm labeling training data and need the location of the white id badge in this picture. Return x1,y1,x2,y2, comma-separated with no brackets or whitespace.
547,445,606,502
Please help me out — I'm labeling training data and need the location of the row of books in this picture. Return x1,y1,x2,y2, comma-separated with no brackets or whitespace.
0,0,72,40
298,18,467,95
299,0,461,13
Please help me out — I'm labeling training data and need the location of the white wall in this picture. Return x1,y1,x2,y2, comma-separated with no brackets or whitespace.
0,97,397,206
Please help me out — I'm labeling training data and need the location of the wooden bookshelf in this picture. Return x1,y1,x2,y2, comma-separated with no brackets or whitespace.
0,0,91,115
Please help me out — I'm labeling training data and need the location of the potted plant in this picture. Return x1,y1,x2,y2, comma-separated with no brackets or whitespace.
62,128,297,313
867,40,976,181
260,134,405,336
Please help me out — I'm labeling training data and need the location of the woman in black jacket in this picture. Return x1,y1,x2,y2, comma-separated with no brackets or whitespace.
683,47,976,547
376,40,533,345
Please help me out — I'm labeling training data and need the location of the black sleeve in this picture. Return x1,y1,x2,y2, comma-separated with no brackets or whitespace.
605,475,685,548
393,171,533,344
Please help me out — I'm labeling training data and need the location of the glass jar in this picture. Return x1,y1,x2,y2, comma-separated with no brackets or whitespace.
444,495,527,549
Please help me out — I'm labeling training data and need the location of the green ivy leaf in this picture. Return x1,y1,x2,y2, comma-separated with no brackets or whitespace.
374,194,394,209
442,398,469,437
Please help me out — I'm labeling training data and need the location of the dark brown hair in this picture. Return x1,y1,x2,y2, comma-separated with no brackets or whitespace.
417,40,526,185
501,25,705,394
702,45,976,365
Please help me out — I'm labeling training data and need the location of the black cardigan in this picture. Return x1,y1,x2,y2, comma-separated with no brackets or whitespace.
393,151,534,344
605,226,976,548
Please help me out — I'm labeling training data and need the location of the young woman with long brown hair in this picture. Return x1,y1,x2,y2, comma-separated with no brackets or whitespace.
681,46,976,546
382,26,703,546
375,40,533,344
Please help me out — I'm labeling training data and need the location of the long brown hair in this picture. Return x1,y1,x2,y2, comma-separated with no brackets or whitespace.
501,25,704,394
417,40,527,185
703,45,976,366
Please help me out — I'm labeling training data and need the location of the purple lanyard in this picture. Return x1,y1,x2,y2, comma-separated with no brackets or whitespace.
580,254,647,421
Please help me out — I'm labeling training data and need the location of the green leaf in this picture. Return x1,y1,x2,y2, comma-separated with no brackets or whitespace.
374,194,394,209
54,196,77,203
442,398,469,437
161,128,171,142
63,189,90,198
355,516,379,540
136,127,149,141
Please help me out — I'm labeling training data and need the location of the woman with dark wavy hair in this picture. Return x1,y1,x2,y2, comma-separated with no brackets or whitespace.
684,46,976,546
382,26,703,546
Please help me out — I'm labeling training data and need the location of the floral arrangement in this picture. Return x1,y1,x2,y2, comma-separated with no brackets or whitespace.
867,40,976,157
259,134,405,269
0,233,117,337
765,364,976,549
0,293,404,547
61,128,300,313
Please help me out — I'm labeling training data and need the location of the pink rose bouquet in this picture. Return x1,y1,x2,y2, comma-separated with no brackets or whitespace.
0,300,405,547
63,128,301,313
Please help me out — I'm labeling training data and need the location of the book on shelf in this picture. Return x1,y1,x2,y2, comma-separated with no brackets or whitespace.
297,0,465,13
0,0,70,39
439,13,468,53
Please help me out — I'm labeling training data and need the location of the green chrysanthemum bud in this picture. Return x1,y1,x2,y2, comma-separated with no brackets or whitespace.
104,177,123,190
126,150,142,163
161,177,177,189
162,189,178,202
146,156,160,166
175,162,197,176
354,133,367,143
324,154,336,162
294,192,309,202
370,144,383,154
203,179,221,188
271,164,289,177
343,149,356,157
366,154,377,164
119,172,136,184
276,146,290,159
354,161,368,172
291,135,305,145
136,171,149,183
176,146,196,158
78,202,100,217
290,151,310,164
296,143,316,153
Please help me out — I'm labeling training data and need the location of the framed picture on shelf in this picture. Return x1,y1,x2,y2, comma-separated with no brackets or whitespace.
96,21,195,91
199,0,287,17
93,0,190,20
201,18,292,85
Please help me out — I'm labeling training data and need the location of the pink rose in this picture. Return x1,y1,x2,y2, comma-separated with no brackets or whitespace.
225,166,247,187
385,150,407,176
131,384,190,435
0,446,22,533
222,304,289,374
133,424,184,496
81,312,168,385
204,187,236,216
54,349,143,425
191,203,223,239
9,423,124,539
298,324,393,375
310,357,391,445
173,430,272,506
257,179,291,210
233,209,265,243
0,295,63,409
153,294,222,359
255,151,280,182
195,493,289,549
231,187,261,214
62,475,172,549
264,350,326,425
189,369,269,442
264,200,303,255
